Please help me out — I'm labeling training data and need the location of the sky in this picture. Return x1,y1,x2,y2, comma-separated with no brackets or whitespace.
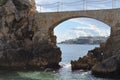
35,0,119,42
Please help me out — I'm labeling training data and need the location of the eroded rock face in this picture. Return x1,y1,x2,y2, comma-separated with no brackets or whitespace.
71,47,103,70
92,54,120,78
90,23,120,78
0,0,61,70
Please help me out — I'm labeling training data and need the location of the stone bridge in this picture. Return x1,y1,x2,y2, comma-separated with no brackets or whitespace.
34,8,120,58
0,0,120,76
0,0,120,73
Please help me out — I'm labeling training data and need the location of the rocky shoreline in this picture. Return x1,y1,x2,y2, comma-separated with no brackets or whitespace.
71,44,120,79
71,47,103,70
0,0,62,71
92,54,120,79
0,0,120,79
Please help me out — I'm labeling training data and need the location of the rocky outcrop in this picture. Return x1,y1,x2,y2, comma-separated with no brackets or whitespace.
0,0,61,70
71,47,103,70
90,23,120,78
30,43,61,69
1,1,120,77
92,54,120,78
71,36,120,78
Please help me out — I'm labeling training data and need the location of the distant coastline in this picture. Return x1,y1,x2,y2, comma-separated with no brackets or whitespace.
58,36,108,44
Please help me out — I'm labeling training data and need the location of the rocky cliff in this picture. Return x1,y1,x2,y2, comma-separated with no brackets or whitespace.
0,0,120,78
0,0,61,70
71,32,120,78
71,47,103,70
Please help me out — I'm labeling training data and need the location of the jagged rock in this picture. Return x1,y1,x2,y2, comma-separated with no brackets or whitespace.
92,54,120,78
71,47,103,70
30,43,61,69
0,0,61,70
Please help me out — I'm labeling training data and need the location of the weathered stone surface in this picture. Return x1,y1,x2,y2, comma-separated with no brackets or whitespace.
92,54,120,78
0,0,35,69
0,0,61,70
30,43,61,69
0,0,120,78
71,47,103,70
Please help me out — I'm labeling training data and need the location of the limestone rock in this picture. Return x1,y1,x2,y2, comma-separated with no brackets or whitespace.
92,54,120,78
0,0,61,70
71,47,103,70
31,43,61,68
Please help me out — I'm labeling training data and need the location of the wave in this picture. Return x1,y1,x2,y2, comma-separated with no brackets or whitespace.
59,62,71,69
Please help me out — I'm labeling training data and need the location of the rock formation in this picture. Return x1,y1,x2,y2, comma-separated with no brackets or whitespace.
71,35,120,78
92,54,120,78
0,0,61,70
90,24,120,78
71,47,103,70
0,0,120,78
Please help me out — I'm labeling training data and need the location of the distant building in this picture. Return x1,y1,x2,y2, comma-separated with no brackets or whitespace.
59,36,108,44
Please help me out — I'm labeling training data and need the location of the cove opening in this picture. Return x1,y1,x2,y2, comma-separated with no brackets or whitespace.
53,18,110,67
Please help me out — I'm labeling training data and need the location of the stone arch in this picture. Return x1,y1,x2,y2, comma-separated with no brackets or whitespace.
36,9,117,45
49,16,111,32
35,9,120,58
48,16,111,45
32,9,120,69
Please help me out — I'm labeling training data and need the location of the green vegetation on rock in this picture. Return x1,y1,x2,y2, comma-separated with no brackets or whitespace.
12,0,29,10
0,0,8,6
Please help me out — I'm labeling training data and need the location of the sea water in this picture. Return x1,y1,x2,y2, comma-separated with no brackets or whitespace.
0,44,113,80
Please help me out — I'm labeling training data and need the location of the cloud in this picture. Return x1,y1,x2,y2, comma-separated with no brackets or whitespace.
35,0,113,12
55,18,110,42
56,28,94,42
36,5,55,12
70,29,93,37
35,0,56,12
56,30,75,42
86,1,112,10
71,26,109,37
55,17,110,42
35,0,61,4
36,0,60,12
69,18,110,37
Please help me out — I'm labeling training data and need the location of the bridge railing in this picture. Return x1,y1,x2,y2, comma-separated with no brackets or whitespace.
37,0,120,12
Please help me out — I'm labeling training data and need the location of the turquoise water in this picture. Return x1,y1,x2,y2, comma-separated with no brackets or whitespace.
0,44,113,80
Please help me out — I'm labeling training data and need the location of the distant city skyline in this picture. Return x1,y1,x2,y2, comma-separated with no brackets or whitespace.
35,0,116,42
